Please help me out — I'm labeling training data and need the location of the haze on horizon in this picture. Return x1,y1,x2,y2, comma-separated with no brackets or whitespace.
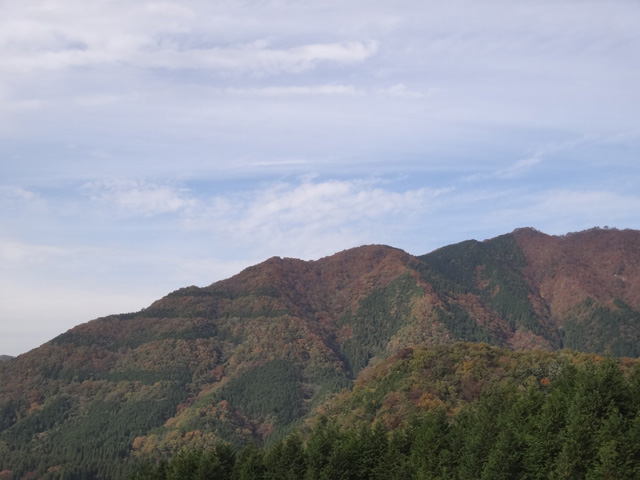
1,0,639,356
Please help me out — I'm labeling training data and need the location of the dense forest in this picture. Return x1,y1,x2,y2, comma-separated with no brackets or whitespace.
132,344,640,480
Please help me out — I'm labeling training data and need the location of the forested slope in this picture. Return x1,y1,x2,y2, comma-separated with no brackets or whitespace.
133,343,640,480
1,227,640,478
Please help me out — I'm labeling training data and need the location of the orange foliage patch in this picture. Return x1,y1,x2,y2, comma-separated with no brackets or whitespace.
417,392,445,411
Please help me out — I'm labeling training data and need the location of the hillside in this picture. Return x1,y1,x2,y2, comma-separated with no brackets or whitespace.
134,342,640,480
1,226,640,478
0,356,12,363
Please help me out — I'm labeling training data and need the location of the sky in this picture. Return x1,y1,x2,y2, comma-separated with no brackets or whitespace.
1,0,639,356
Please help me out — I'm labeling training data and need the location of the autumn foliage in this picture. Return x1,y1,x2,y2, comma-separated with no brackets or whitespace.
1,227,640,478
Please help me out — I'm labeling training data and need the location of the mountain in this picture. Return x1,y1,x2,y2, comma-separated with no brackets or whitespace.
0,356,12,362
1,226,640,478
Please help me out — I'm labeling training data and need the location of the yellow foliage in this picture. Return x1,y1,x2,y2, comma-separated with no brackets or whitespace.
417,392,445,411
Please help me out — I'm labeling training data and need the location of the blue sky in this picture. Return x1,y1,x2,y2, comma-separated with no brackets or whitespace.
1,0,639,356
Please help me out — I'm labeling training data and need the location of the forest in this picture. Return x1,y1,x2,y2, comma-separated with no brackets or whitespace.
132,350,640,479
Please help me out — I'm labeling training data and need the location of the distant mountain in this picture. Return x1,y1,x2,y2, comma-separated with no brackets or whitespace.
1,226,640,478
0,355,12,362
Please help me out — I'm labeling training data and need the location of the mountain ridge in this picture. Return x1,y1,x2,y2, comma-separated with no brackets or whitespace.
2,226,640,478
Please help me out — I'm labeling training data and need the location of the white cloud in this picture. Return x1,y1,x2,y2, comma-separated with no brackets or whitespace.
216,180,427,229
463,156,543,182
0,185,50,217
380,83,430,99
1,18,377,74
0,240,69,265
497,157,542,179
83,180,197,216
130,40,378,73
1,0,380,78
0,186,36,201
224,85,361,97
185,178,449,259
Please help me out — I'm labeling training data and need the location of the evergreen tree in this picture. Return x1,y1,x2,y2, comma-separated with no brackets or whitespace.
304,418,340,480
233,443,265,480
263,434,306,480
373,428,411,480
410,408,451,479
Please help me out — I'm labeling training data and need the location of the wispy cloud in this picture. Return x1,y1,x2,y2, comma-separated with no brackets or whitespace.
185,178,449,258
497,157,542,179
224,85,361,97
0,186,37,201
83,180,197,217
121,40,378,74
0,240,70,265
379,83,432,99
464,156,543,182
2,28,378,74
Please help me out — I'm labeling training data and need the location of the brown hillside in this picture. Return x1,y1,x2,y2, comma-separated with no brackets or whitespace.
514,227,640,318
